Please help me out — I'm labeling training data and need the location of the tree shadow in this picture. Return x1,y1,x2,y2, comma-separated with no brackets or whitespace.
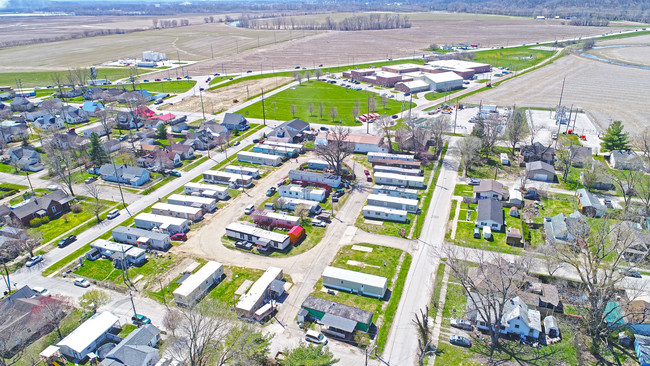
470,335,564,366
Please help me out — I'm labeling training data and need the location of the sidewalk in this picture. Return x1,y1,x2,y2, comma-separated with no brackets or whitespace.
428,264,450,365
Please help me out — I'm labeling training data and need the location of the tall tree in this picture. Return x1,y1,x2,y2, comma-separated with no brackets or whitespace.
634,127,650,159
43,138,77,196
308,102,315,117
220,325,272,365
79,289,111,315
315,127,353,176
459,136,481,176
600,120,629,152
374,115,394,153
611,169,640,212
292,71,303,85
83,183,105,223
290,104,297,118
280,344,338,366
314,69,323,79
504,108,529,155
636,174,650,215
304,70,312,82
555,138,579,183
318,102,325,120
156,124,167,139
328,106,338,122
413,306,432,365
88,132,109,168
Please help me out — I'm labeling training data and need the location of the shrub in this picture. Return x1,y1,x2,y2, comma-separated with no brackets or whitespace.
29,217,50,227
71,204,83,213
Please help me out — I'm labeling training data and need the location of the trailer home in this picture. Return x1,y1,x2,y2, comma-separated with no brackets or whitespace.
306,159,331,170
289,169,341,188
224,165,260,178
225,222,291,250
236,267,283,319
167,194,217,212
252,210,300,229
111,226,171,250
277,197,322,215
134,213,190,233
322,266,387,299
366,194,419,213
278,184,327,202
173,261,224,306
151,203,204,221
237,151,282,166
203,170,253,188
373,165,423,176
367,152,415,163
370,158,421,169
372,185,419,200
362,206,408,223
262,140,304,153
90,239,147,266
184,182,230,200
374,172,425,188
254,143,298,158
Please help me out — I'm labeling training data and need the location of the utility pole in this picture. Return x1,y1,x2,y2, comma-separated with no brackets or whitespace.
366,94,370,134
211,45,214,59
453,97,459,134
25,171,34,194
554,76,567,150
261,88,266,126
199,88,206,119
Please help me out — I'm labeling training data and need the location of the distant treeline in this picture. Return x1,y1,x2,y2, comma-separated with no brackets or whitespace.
236,13,411,31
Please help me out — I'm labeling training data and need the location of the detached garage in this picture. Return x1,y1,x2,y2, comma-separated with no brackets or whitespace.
526,161,556,182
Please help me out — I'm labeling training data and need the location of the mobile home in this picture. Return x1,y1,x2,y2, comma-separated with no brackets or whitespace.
289,169,341,188
111,226,171,250
366,194,419,213
237,151,282,166
90,239,147,266
372,185,419,200
322,266,387,299
362,206,408,223
254,143,298,158
367,152,415,163
184,182,230,200
252,210,300,229
370,158,421,169
167,194,217,212
173,261,224,306
235,267,283,318
262,140,304,153
307,159,331,170
276,197,322,215
225,222,291,250
151,203,204,221
203,170,253,188
373,165,423,176
56,312,120,362
278,184,327,202
225,165,260,178
374,172,426,188
134,213,190,233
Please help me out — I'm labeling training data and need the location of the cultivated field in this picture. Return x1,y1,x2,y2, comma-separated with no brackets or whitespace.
589,34,650,67
165,76,293,114
463,54,650,132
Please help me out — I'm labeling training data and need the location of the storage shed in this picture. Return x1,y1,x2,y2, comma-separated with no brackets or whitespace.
173,261,224,306
367,193,419,213
111,226,171,250
322,266,387,299
151,202,204,221
544,316,560,338
167,194,217,213
362,205,408,223
288,226,305,244
237,151,282,166
373,172,425,189
134,213,190,233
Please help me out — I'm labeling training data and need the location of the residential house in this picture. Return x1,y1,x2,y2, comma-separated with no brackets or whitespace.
466,294,542,339
98,164,151,186
570,146,593,168
115,111,142,130
137,150,180,170
111,226,171,251
10,189,74,225
33,114,65,131
322,266,388,299
301,296,374,334
476,199,504,231
56,312,120,362
576,188,606,217
90,240,147,268
221,112,249,131
171,122,188,133
0,122,29,143
521,142,554,164
610,150,645,171
117,90,153,104
235,267,284,319
61,106,89,124
136,129,156,140
543,211,584,246
0,92,14,101
173,261,224,306
136,106,156,119
635,334,650,366
199,120,227,135
616,221,650,262
82,101,105,117
267,118,310,143
23,110,48,122
184,129,218,150
101,324,160,366
526,161,556,182
52,131,90,150
474,180,507,200
315,132,388,153
168,143,194,160
81,126,109,138
10,97,34,112
56,89,83,99
144,118,165,130
103,139,122,153
8,146,43,172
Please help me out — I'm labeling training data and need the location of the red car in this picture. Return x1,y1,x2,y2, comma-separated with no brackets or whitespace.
171,233,187,241
364,170,370,175
366,175,372,182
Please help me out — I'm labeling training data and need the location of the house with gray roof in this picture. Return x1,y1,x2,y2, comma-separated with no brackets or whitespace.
570,146,593,168
115,111,142,130
23,110,48,122
526,161,555,182
33,114,65,131
8,146,43,172
220,112,248,131
98,164,150,186
301,296,374,333
168,143,194,160
61,106,89,124
576,188,606,217
52,132,90,150
10,189,74,225
0,122,29,143
101,324,160,366
543,211,584,246
521,142,554,164
476,199,504,231
199,120,227,135
473,180,507,200
111,226,171,251
610,150,645,171
10,97,34,112
466,293,542,339
268,118,310,143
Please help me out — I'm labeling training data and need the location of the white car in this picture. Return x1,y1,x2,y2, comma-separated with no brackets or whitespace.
26,255,43,267
47,185,59,191
73,278,91,288
106,209,120,219
32,286,50,296
311,220,326,227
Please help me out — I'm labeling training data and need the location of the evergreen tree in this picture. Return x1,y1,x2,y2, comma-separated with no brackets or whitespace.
280,344,338,366
471,117,485,139
88,132,108,168
600,120,629,152
156,123,167,139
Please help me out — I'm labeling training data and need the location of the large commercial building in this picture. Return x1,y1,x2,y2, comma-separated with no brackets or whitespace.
225,222,291,250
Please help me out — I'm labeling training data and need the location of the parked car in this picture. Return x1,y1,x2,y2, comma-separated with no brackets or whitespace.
333,190,344,198
449,334,471,347
235,240,253,250
392,114,398,119
131,314,151,326
171,233,187,241
404,92,411,96
305,330,327,345
47,185,59,191
73,278,91,288
451,318,473,331
253,138,260,143
26,255,43,267
233,141,240,146
364,170,370,175
244,204,255,215
118,135,128,141
168,170,181,177
246,70,252,73
604,198,613,208
468,178,480,186
320,126,329,131
266,187,277,196
106,209,120,219
311,220,326,227
316,214,331,222
366,175,372,182
84,176,98,184
620,269,642,278
32,286,50,296
57,235,76,248
473,228,481,239
332,197,339,202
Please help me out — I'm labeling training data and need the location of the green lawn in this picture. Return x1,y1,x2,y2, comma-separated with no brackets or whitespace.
376,253,412,350
453,184,474,197
118,324,139,338
472,45,556,71
135,80,196,94
424,87,466,101
0,67,148,88
42,244,91,277
75,254,177,287
355,211,416,238
430,263,446,320
330,244,403,284
463,147,519,180
234,81,412,126
28,202,94,243
206,266,264,306
442,283,467,318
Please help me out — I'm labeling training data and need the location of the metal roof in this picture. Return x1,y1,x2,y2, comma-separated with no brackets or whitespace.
322,266,387,289
173,261,223,297
57,312,119,354
321,313,357,333
301,296,373,326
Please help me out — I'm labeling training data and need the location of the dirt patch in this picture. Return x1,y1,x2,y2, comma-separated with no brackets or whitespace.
589,45,650,67
165,76,293,114
463,54,650,132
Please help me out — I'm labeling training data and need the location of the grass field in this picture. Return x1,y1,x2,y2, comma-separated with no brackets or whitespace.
135,80,196,94
235,80,410,126
0,67,148,88
472,45,557,71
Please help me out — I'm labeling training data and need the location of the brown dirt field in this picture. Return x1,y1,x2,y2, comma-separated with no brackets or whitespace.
165,76,293,114
463,54,650,132
590,45,650,67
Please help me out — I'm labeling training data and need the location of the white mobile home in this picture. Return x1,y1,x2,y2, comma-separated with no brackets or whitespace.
277,197,322,214
134,213,190,233
236,267,283,318
167,194,217,212
322,266,387,299
90,239,147,266
262,140,304,153
373,165,423,176
225,222,291,250
173,261,224,306
203,170,253,188
254,143,298,157
184,182,230,200
252,210,300,228
111,226,171,250
366,193,419,213
57,312,120,362
289,169,341,188
362,205,408,223
367,152,415,163
237,151,282,166
374,172,425,188
307,159,331,170
278,184,327,202
372,185,419,200
151,203,204,221
225,165,260,178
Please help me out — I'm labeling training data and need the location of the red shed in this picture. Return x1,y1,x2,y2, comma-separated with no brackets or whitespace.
288,226,305,245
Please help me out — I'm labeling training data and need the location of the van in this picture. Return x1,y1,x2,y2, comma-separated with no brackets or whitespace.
244,204,255,215
305,330,327,345
107,209,120,219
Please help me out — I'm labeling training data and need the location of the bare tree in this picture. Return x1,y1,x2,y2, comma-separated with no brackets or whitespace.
290,104,297,118
314,69,323,79
374,115,394,153
35,295,72,340
292,71,303,85
504,108,529,155
634,127,650,159
555,138,579,182
24,230,42,258
351,106,360,122
39,98,63,117
459,136,481,176
318,102,325,120
611,170,640,212
84,183,105,223
430,116,449,156
307,102,314,117
294,204,311,223
328,106,338,122
43,138,77,196
480,118,501,158
304,70,312,82
380,95,388,110
636,174,650,215
0,312,24,366
413,306,431,365
163,308,183,337
538,246,562,278
315,127,353,176
367,97,377,113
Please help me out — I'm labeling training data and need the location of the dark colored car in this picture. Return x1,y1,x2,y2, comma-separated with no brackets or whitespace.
450,335,471,347
266,187,277,196
392,114,399,119
58,235,77,248
621,269,642,278
169,170,181,177
171,233,187,241
253,138,260,143
320,126,329,131
132,314,151,326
